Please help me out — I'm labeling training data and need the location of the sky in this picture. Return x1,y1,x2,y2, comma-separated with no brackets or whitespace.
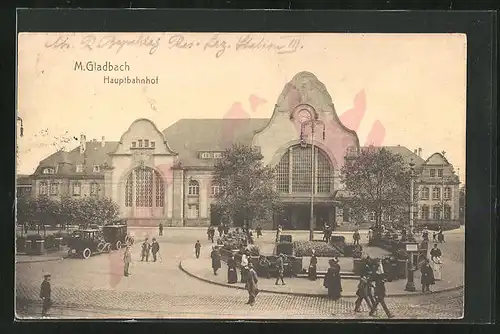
17,32,466,181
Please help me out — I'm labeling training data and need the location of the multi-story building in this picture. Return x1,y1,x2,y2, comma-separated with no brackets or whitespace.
23,71,461,228
16,174,32,198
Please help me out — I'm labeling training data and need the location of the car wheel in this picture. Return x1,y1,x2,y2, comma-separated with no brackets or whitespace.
116,241,122,250
82,248,91,259
97,242,105,252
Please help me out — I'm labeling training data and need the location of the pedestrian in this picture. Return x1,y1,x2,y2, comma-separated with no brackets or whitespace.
240,249,249,283
207,226,212,241
210,246,221,275
308,249,318,281
354,275,373,312
217,224,223,238
158,222,163,236
227,253,238,284
245,262,259,306
256,224,262,238
430,244,443,281
324,257,342,300
432,231,437,242
194,240,201,259
422,227,429,242
275,225,282,242
141,238,150,262
353,229,361,245
151,238,160,262
40,274,52,317
275,253,286,285
420,258,435,293
438,226,445,243
369,276,393,318
123,245,132,276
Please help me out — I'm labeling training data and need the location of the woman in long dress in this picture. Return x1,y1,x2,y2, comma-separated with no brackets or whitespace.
420,259,435,293
308,249,318,281
227,254,238,284
430,244,443,281
323,258,342,300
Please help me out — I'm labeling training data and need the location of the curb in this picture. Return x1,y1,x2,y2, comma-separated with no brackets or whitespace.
16,255,69,264
179,260,464,298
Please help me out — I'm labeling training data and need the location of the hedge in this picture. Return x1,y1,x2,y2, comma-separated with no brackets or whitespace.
293,241,343,257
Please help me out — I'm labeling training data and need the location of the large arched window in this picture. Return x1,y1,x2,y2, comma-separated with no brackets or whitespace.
125,167,165,208
276,145,332,194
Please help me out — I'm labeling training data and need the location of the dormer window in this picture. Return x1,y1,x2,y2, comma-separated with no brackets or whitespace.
43,168,55,174
132,141,137,148
76,164,84,173
144,139,149,147
201,152,211,159
138,140,143,148
93,165,100,173
213,152,222,159
150,141,155,148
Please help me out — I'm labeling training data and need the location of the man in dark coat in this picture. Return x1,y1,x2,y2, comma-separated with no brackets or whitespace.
227,254,238,284
245,263,259,306
369,276,393,318
158,223,163,236
324,258,342,300
421,258,435,293
275,253,286,285
141,238,150,262
353,230,361,245
354,275,373,312
40,274,52,317
256,225,262,238
210,246,221,275
151,238,160,262
308,249,318,281
194,240,201,259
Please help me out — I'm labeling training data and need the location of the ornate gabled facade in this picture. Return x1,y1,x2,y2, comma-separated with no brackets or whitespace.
24,71,461,228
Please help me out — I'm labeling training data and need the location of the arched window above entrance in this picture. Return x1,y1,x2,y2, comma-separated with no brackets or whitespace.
276,145,332,194
124,167,165,208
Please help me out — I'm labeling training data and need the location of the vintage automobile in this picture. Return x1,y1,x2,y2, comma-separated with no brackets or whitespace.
67,229,111,259
102,220,134,250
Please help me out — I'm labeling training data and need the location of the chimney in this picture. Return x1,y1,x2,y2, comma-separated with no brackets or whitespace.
80,134,86,154
101,136,105,148
418,147,422,157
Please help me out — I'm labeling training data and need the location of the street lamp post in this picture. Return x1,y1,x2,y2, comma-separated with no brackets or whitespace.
405,159,417,292
300,119,325,241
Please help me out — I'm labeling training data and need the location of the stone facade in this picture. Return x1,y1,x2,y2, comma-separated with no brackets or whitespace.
25,71,461,228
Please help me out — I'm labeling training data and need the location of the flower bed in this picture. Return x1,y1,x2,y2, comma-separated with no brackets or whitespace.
293,240,343,257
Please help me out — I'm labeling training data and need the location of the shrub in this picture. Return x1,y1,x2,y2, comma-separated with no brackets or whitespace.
423,221,461,231
293,241,343,257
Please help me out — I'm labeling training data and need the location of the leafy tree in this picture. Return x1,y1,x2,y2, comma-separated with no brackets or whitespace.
213,144,282,229
341,146,411,229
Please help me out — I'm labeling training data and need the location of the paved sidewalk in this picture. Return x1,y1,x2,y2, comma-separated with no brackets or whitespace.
180,256,463,297
16,250,68,264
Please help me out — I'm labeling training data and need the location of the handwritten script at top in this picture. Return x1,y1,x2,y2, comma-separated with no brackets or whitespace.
43,34,304,58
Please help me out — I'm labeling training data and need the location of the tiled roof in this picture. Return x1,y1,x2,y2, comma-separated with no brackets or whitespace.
361,145,426,169
16,174,32,186
34,141,119,176
162,119,269,168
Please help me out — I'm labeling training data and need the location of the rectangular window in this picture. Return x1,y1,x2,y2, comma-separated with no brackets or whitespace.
76,164,84,173
432,187,441,200
429,169,436,177
132,141,137,148
444,187,451,200
93,165,100,173
188,204,199,219
150,141,155,148
73,182,81,196
420,187,429,200
444,206,451,220
50,182,58,195
213,152,222,159
437,169,443,177
211,184,220,196
39,182,48,195
138,140,143,148
369,212,376,222
421,206,429,220
432,206,441,220
145,139,149,147
90,183,99,196
201,152,211,159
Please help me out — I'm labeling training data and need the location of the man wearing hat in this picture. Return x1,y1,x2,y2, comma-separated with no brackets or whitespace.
369,276,393,318
275,253,286,285
245,262,259,306
354,275,373,312
141,238,151,262
40,274,52,317
151,238,160,262
123,245,132,277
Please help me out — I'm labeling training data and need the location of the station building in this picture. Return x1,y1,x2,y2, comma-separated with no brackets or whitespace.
21,72,461,228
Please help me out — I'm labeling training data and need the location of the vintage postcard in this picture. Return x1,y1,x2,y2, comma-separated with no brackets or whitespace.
16,32,466,320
